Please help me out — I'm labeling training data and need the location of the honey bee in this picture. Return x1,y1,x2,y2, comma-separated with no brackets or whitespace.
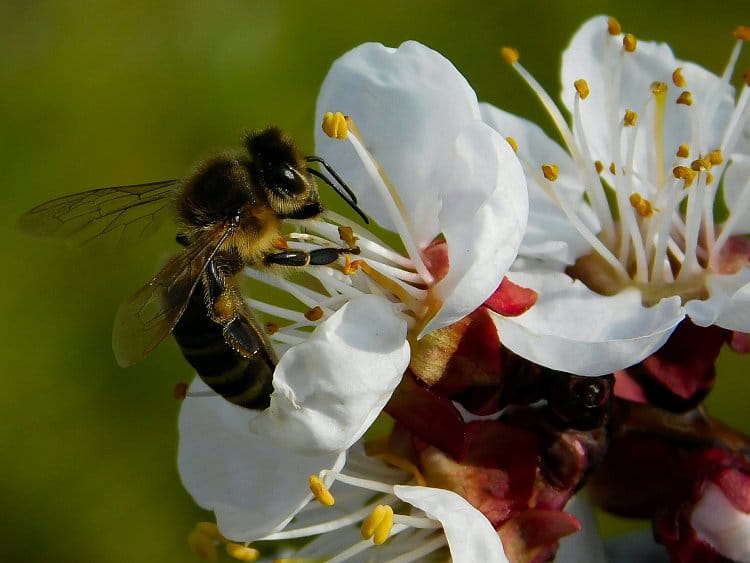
20,127,367,409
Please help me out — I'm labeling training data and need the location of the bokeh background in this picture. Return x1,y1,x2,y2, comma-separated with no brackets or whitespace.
2,1,748,561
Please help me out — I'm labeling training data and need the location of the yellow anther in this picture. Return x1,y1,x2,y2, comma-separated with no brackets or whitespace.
373,505,394,545
264,322,280,335
309,475,335,506
541,164,559,182
188,530,219,562
672,67,687,87
574,79,590,99
676,91,693,106
651,81,668,96
361,505,386,539
304,306,324,322
196,522,226,542
338,225,358,248
629,193,654,218
676,144,690,158
322,111,349,140
361,505,394,545
499,46,519,64
708,149,724,166
623,33,637,52
505,136,519,152
691,158,711,171
607,17,622,36
226,543,260,561
624,110,638,126
673,165,696,187
609,162,617,175
707,172,714,184
735,26,750,41
594,160,604,174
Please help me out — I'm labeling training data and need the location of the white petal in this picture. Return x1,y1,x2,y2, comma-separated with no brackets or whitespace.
722,155,750,236
691,482,750,562
685,268,750,332
394,485,508,563
250,294,410,455
421,119,528,336
314,40,480,245
491,271,684,375
177,379,345,541
480,102,597,265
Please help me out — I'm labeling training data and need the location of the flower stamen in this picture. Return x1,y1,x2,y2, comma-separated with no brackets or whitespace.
309,475,336,506
541,163,559,181
361,504,395,544
623,33,637,52
651,82,668,191
673,165,696,187
322,115,434,286
574,79,590,99
629,193,655,217
673,67,687,87
225,543,260,561
607,16,622,35
571,79,616,239
722,26,750,81
676,91,693,106
322,111,349,140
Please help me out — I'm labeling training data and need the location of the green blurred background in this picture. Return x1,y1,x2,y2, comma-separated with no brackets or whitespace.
2,1,748,561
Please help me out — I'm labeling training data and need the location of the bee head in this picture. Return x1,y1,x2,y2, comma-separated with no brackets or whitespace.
245,127,318,208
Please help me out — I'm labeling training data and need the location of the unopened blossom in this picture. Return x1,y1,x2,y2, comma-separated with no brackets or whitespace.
488,16,750,376
180,383,507,561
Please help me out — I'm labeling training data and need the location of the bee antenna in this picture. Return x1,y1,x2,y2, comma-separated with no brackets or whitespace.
305,156,357,202
306,157,369,224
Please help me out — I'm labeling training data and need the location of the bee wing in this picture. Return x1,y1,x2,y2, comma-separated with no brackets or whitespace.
112,223,235,367
18,180,179,247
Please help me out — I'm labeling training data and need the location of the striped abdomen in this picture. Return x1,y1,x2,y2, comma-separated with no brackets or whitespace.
172,279,276,409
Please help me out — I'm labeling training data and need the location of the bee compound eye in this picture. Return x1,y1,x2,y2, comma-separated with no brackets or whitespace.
268,163,306,197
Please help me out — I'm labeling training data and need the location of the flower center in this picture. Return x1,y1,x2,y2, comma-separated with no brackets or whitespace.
504,18,750,306
242,112,452,354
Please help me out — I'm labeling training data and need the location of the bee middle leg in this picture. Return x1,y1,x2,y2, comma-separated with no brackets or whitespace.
263,247,360,267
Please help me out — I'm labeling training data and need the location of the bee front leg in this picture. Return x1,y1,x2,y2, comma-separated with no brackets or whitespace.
264,247,360,267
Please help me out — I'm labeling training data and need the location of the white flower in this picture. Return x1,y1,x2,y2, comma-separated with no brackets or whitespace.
179,380,507,562
242,40,526,451
486,16,750,375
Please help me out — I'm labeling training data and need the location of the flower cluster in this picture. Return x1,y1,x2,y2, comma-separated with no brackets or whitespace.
177,16,750,563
